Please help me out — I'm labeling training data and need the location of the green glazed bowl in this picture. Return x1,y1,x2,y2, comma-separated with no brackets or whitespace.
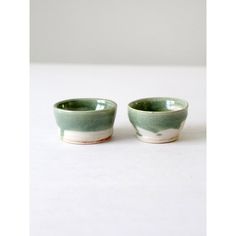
128,97,188,143
54,98,117,144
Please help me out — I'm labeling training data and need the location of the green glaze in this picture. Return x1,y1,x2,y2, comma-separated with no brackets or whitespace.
54,98,117,133
128,97,188,134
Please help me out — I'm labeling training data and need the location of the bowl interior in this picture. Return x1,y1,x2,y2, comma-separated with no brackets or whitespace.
129,98,188,112
55,99,116,111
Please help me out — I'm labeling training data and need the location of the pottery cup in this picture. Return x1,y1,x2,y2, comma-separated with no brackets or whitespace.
128,97,188,143
54,98,117,144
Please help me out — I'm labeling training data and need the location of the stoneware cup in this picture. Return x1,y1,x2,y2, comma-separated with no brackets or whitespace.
54,98,117,144
128,97,188,143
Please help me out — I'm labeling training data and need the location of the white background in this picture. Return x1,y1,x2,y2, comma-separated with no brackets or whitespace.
30,64,205,236
30,1,206,234
30,0,206,65
1,1,236,236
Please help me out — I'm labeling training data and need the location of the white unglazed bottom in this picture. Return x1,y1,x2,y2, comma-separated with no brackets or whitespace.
61,128,113,144
136,126,182,144
137,134,179,144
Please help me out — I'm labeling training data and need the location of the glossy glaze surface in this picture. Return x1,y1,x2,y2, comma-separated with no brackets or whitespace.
54,98,117,144
128,97,188,143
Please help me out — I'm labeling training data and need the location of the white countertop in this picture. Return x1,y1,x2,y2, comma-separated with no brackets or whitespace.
30,64,206,236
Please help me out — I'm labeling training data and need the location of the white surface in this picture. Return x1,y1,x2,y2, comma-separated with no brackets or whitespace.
30,64,206,236
30,0,205,65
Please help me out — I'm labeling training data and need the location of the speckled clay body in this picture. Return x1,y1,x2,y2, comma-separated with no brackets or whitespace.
128,97,188,143
54,98,117,144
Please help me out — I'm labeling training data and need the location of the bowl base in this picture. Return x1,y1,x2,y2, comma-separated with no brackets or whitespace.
137,135,179,144
59,128,113,145
62,135,112,145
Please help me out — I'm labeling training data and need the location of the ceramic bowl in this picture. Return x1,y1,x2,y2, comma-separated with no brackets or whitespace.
54,98,117,144
128,97,188,143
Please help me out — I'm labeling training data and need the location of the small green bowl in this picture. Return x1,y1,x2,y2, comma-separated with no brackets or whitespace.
54,98,117,144
128,97,188,143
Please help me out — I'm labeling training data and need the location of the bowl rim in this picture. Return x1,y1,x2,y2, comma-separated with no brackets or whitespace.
128,97,188,114
54,98,117,113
